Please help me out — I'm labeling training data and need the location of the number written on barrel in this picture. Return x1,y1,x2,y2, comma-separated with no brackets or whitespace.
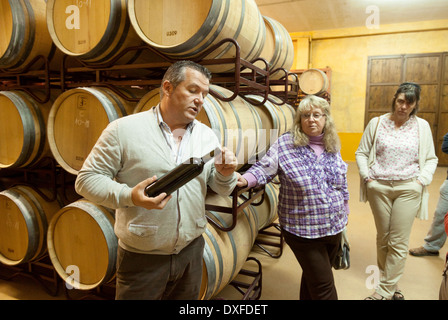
166,31,177,36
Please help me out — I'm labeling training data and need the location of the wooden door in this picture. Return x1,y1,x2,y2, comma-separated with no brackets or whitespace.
366,55,403,122
365,52,448,165
439,54,448,165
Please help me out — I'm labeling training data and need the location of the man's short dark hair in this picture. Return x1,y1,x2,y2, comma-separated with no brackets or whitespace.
160,61,211,98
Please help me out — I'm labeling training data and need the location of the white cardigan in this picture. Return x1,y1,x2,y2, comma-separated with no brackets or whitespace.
355,113,438,220
75,110,237,254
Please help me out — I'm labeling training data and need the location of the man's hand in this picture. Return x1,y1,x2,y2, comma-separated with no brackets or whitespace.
131,176,172,210
214,147,237,176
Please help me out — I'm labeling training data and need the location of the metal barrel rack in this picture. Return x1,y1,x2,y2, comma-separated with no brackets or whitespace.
255,223,284,259
205,185,265,232
228,257,263,300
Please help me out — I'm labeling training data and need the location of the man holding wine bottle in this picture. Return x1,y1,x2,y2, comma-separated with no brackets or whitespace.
75,61,238,300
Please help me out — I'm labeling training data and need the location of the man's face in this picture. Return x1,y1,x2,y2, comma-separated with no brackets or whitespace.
163,68,210,130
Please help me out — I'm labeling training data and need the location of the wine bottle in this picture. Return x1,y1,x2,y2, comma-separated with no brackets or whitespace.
144,148,221,198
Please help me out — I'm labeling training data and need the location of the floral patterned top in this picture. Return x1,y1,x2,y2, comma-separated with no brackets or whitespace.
369,116,419,181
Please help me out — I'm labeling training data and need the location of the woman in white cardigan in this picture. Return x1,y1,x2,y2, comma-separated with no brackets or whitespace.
356,82,438,300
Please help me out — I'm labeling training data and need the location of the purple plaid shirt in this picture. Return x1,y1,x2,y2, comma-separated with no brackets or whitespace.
247,133,349,239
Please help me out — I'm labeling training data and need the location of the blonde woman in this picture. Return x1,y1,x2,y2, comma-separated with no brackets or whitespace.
237,95,349,300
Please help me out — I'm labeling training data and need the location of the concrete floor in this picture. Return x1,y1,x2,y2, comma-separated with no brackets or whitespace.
220,162,448,300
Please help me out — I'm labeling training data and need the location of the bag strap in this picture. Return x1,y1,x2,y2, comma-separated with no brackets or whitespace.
443,253,448,277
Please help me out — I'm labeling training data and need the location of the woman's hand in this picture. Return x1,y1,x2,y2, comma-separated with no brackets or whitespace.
131,176,172,210
236,172,248,188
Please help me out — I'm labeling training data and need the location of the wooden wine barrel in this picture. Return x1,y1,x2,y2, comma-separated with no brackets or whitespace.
245,94,291,157
133,88,160,113
47,87,137,175
46,0,155,66
0,90,54,169
257,16,294,80
299,69,329,95
47,199,117,290
0,0,60,71
197,85,262,168
250,182,279,230
201,193,259,300
0,185,62,266
265,94,296,133
278,102,296,133
128,0,266,73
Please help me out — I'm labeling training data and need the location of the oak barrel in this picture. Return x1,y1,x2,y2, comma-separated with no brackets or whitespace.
132,88,160,113
251,182,279,230
47,87,137,175
299,69,329,95
0,0,60,71
46,0,153,66
266,94,296,133
277,102,296,133
128,0,266,73
47,199,117,290
0,90,54,169
257,16,294,80
201,193,259,299
197,85,262,168
0,185,62,266
245,94,290,157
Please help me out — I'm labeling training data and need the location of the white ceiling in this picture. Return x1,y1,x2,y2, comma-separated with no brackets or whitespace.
255,0,448,32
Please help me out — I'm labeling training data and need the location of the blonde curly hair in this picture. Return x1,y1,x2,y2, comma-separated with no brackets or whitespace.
291,95,341,153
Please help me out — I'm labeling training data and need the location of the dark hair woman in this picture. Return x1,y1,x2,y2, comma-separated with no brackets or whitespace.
356,82,438,300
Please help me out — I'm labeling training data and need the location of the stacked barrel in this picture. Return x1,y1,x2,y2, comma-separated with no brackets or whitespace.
0,0,296,299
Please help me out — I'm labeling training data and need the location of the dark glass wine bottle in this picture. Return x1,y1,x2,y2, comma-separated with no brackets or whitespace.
144,148,220,198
